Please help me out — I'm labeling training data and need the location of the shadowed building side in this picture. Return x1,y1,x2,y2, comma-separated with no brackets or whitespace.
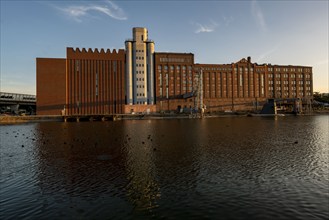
36,58,66,115
154,52,195,112
154,54,313,112
66,47,126,115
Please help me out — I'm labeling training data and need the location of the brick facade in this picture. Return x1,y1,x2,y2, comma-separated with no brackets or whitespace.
36,28,313,115
66,48,125,115
154,54,313,112
36,58,66,115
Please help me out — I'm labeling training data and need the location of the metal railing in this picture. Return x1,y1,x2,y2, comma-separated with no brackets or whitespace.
0,92,36,102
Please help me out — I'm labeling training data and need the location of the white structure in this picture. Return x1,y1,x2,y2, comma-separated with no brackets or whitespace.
125,27,155,105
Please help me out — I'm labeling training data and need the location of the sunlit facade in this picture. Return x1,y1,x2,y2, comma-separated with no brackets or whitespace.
36,27,313,115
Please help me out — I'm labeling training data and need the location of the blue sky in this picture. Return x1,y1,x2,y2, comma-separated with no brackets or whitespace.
1,0,328,94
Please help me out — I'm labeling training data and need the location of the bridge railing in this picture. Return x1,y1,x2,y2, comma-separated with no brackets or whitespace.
0,92,36,102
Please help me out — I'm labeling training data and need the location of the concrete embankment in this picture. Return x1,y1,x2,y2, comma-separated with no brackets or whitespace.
1,110,328,124
0,115,63,124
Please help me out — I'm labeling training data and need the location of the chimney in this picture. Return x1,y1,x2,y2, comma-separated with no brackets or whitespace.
247,56,251,63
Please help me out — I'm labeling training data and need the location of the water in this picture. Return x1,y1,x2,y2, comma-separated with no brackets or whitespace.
1,116,328,219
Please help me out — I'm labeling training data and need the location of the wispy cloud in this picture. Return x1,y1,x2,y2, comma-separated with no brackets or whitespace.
193,20,218,34
255,45,280,63
222,15,234,27
55,1,127,22
251,0,267,32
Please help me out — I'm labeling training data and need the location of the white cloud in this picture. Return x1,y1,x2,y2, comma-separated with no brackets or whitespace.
251,0,267,32
194,20,218,34
55,1,127,22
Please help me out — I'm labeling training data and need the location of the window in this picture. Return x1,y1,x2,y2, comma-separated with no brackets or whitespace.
95,72,98,96
76,60,80,71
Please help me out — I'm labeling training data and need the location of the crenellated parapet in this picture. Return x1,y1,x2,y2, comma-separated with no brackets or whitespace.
66,47,125,60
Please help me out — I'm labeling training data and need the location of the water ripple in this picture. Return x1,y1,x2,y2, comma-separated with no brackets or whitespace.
0,116,328,219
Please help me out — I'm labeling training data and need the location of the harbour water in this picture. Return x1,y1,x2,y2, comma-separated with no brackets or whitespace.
0,116,328,219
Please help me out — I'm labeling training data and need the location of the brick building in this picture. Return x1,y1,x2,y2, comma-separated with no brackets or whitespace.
37,48,125,115
154,54,313,112
66,48,125,115
36,27,313,115
36,58,66,115
154,52,195,112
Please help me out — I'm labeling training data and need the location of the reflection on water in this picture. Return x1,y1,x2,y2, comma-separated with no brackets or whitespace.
0,116,328,219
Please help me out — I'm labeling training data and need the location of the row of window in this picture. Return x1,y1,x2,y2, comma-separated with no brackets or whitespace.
202,67,232,71
269,86,311,91
268,73,309,78
270,92,311,97
159,74,311,85
158,65,192,71
158,67,312,78
270,80,311,84
275,67,306,72
159,58,191,63
136,56,144,60
158,66,311,73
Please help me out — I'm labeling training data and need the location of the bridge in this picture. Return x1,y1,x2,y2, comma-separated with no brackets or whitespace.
0,92,36,114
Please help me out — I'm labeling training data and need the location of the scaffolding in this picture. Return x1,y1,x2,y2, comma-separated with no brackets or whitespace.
193,68,203,112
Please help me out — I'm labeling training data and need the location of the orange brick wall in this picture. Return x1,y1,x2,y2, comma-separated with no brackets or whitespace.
36,58,66,115
124,105,157,114
66,48,126,115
